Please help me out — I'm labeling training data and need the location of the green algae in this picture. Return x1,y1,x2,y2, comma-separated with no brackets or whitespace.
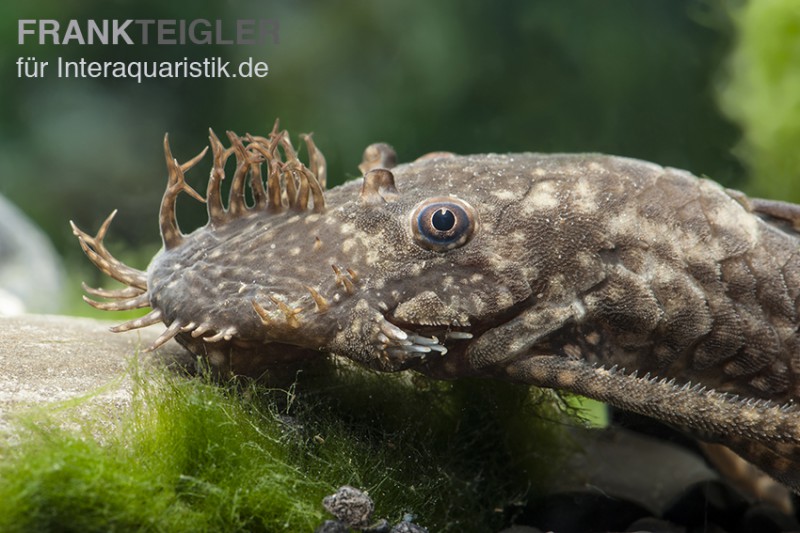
0,360,574,532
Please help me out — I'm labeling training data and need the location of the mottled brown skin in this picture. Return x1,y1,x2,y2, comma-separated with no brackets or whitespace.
73,124,800,492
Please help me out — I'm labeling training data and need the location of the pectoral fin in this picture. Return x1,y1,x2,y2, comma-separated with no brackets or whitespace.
504,354,800,492
466,301,582,368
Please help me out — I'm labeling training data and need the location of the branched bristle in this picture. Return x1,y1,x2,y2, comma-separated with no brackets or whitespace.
331,265,356,295
246,140,283,212
226,131,250,217
201,125,325,222
70,213,147,290
207,129,230,225
110,308,163,333
305,286,329,313
252,300,274,326
244,138,268,209
81,282,145,300
191,324,210,338
301,133,327,189
83,291,150,311
204,327,237,343
146,320,183,351
160,134,207,249
268,294,302,328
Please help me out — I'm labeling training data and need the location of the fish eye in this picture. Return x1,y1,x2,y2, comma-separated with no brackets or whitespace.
410,197,477,251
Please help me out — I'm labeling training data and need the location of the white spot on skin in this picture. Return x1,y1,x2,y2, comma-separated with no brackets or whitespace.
270,244,276,249
338,222,357,235
468,294,486,315
365,249,381,266
575,251,596,271
289,247,301,256
546,274,570,301
587,162,607,174
491,190,516,201
571,298,587,320
522,266,539,280
510,231,527,245
712,204,757,239
342,239,357,254
572,179,598,213
522,181,559,213
408,263,423,276
698,180,759,246
495,291,514,308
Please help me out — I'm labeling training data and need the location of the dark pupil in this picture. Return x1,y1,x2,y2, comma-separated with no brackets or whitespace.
431,208,456,232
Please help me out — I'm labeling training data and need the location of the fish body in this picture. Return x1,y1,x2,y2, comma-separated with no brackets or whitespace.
73,125,800,490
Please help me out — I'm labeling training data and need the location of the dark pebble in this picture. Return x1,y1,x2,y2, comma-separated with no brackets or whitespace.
519,491,650,532
626,516,686,532
322,485,375,529
662,480,749,531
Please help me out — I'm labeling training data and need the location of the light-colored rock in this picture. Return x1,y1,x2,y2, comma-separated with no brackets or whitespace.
555,426,718,515
0,314,191,433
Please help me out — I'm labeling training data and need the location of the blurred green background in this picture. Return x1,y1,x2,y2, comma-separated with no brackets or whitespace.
1,0,799,314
